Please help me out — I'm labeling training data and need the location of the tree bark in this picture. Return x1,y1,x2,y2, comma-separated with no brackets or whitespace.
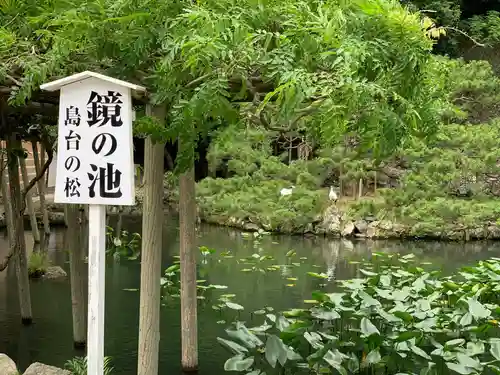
19,155,40,243
179,148,198,371
137,105,165,375
8,136,32,324
32,141,50,235
0,145,16,268
67,204,87,348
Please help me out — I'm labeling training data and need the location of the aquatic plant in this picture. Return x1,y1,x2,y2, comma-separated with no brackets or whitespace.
160,247,229,302
64,356,114,375
27,251,51,278
218,253,500,375
105,227,141,261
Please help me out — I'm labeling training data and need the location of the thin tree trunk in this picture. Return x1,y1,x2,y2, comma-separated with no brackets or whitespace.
1,145,16,271
179,146,198,371
137,105,164,375
8,136,32,324
374,171,377,195
358,178,363,199
32,141,50,235
67,204,87,348
20,155,40,243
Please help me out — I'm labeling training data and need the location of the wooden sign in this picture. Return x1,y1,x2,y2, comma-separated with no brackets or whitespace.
40,71,145,375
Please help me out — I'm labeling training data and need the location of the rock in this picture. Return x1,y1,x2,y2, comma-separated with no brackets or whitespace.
243,222,260,231
303,223,314,234
341,221,354,236
42,266,67,280
354,219,368,233
0,354,18,375
487,225,500,239
470,227,486,239
366,221,379,238
23,362,71,375
378,220,393,231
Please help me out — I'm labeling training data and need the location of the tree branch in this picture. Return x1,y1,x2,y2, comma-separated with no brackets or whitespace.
445,27,485,47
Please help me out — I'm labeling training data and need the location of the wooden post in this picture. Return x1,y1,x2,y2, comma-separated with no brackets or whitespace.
32,141,50,235
138,135,164,375
68,204,87,348
179,148,198,371
19,155,41,243
7,136,32,324
87,204,106,374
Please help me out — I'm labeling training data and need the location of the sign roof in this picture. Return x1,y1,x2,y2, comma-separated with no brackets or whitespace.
40,71,146,93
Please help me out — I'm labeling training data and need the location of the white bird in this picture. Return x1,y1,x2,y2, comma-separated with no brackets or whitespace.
280,186,295,196
329,186,338,202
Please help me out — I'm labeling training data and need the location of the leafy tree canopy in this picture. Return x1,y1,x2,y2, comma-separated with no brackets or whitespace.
2,0,448,167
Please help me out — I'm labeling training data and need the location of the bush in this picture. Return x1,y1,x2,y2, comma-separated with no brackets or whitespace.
28,251,51,278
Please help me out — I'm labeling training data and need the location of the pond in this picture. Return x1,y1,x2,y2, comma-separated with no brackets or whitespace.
0,215,499,374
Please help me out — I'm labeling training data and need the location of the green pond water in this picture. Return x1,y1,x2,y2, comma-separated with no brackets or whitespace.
0,215,499,374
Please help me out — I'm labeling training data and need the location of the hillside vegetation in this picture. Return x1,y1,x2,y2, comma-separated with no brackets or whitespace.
194,57,500,239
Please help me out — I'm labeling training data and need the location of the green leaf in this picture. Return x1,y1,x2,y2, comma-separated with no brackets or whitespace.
467,298,491,319
446,339,466,348
460,313,473,327
226,302,244,310
311,308,341,320
365,349,382,365
456,353,481,370
410,346,431,360
394,311,413,322
396,331,419,342
265,334,288,368
324,350,347,375
224,355,254,372
359,291,381,307
217,337,249,354
446,362,475,375
326,293,345,306
491,341,500,361
360,318,380,336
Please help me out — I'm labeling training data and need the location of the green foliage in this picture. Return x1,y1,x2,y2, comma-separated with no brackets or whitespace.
198,176,326,233
64,356,114,375
105,227,141,261
27,251,51,278
2,0,448,168
218,253,500,375
160,248,229,301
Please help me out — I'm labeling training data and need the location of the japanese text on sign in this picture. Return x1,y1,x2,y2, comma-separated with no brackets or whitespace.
54,78,134,205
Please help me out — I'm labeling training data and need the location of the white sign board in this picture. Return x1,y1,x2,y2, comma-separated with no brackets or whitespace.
53,76,135,205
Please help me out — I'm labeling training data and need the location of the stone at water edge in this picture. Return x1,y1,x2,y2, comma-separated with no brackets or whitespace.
0,353,18,375
341,221,355,236
23,362,71,375
41,266,67,280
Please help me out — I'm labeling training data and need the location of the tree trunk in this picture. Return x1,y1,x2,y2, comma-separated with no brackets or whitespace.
64,205,69,227
0,145,16,271
179,148,198,371
32,141,50,235
358,178,363,199
137,105,164,375
8,136,32,324
67,204,87,348
19,155,40,243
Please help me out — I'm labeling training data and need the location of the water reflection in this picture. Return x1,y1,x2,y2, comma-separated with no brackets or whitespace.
0,217,499,374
